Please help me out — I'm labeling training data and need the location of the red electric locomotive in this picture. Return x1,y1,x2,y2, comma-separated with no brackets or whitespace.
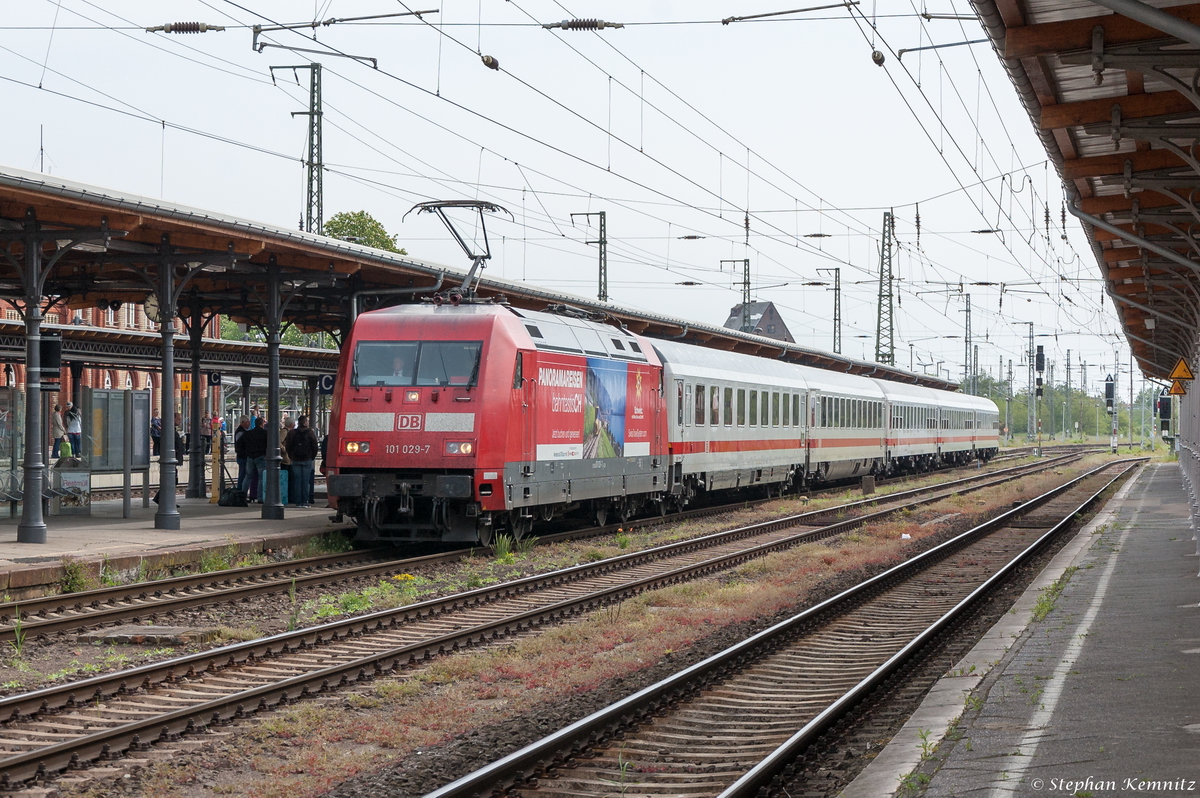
326,300,667,543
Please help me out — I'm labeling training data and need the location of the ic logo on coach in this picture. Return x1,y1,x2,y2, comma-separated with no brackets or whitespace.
396,414,423,431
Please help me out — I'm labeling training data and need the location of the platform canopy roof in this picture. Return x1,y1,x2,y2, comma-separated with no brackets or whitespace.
0,166,955,388
0,167,955,390
972,0,1200,379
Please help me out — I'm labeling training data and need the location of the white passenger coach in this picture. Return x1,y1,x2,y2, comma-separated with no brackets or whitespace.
651,339,999,504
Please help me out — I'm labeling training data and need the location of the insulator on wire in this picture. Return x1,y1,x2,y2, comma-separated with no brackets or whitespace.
145,22,226,33
543,19,625,30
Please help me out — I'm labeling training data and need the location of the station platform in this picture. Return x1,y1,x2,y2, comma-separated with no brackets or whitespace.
844,461,1200,798
0,492,348,600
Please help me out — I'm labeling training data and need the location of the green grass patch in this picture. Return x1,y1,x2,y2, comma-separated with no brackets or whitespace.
1032,566,1078,622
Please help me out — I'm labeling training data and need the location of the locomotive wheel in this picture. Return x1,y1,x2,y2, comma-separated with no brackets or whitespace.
477,524,494,547
593,503,609,527
511,514,533,541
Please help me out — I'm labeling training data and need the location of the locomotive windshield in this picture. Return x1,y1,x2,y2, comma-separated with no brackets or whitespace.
352,341,482,387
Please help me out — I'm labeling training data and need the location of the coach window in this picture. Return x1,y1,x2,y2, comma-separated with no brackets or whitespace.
724,387,734,426
676,381,684,426
795,395,802,429
761,391,770,428
710,386,720,426
684,383,693,426
782,393,790,426
750,390,759,426
737,389,746,426
771,392,780,426
694,384,705,426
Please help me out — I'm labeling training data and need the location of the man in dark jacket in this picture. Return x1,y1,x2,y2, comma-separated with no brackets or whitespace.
285,415,319,507
233,415,250,491
239,419,268,502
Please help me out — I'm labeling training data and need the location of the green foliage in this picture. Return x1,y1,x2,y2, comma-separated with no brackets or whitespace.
1033,566,1077,621
324,210,407,254
60,556,95,594
306,574,424,619
493,534,516,564
7,610,25,658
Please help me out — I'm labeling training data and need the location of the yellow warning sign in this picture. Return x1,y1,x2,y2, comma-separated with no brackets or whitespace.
1169,358,1195,381
1170,380,1188,396
180,380,192,391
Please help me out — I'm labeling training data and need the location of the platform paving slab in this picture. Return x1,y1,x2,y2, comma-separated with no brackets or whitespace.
0,495,348,600
841,461,1200,798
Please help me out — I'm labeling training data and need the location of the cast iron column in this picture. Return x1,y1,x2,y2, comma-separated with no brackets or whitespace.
307,377,319,430
241,372,252,417
17,225,46,544
187,313,205,498
155,241,180,530
69,362,83,415
262,259,284,520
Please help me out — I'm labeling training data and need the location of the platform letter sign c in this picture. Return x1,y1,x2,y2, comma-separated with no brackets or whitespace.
396,414,422,431
318,374,335,395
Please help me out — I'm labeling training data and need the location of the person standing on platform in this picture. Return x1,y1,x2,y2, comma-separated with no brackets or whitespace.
173,412,185,465
240,418,268,502
150,413,162,456
202,414,214,455
233,415,250,491
50,404,65,458
286,415,319,508
278,418,294,505
64,402,82,457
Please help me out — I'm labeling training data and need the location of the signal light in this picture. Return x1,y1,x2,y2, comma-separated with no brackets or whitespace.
1159,394,1172,420
1035,345,1044,373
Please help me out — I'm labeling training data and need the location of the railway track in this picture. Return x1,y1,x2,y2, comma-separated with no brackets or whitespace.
425,458,1140,798
0,453,1081,645
0,451,1099,787
2,449,1089,648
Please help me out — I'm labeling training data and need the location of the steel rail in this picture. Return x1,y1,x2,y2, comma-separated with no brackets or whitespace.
423,458,1142,798
0,455,1093,785
718,459,1141,797
0,451,1075,716
0,453,1076,643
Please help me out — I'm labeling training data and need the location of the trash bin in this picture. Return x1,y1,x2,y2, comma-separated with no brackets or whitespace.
51,460,90,516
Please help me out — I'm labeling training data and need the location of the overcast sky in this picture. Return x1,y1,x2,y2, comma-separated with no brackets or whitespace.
0,0,1145,406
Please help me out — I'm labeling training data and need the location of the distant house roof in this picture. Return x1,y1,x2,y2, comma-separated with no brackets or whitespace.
724,301,795,343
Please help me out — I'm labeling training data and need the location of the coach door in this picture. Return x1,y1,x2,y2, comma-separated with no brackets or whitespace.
521,351,537,472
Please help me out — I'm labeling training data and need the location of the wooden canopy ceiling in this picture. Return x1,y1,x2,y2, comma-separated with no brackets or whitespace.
974,0,1200,379
0,167,956,390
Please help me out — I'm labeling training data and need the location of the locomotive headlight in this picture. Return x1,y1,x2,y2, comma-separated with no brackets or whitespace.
404,390,420,403
345,441,370,454
446,441,475,455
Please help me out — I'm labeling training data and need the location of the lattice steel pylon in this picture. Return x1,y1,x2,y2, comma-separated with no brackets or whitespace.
1026,322,1035,442
272,63,323,235
875,210,895,365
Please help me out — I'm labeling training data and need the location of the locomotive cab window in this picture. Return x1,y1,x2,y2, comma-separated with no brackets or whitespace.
352,341,482,388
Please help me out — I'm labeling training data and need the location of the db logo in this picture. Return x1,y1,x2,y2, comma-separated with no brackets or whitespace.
396,414,423,431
